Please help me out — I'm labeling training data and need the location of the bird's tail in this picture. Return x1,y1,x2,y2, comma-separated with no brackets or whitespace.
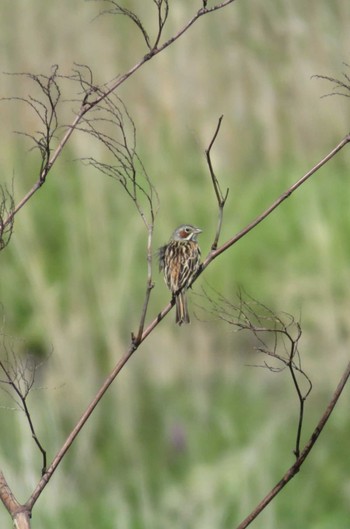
175,291,190,325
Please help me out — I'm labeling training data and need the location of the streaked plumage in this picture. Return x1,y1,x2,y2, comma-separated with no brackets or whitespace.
159,224,202,325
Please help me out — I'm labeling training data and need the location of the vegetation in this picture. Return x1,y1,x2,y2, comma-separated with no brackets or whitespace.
0,1,350,528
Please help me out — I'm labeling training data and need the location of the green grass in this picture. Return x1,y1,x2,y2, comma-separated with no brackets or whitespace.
1,1,350,528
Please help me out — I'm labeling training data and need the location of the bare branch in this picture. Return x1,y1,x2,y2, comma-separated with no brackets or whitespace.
198,289,350,527
0,340,47,474
27,341,136,511
153,0,169,49
77,92,159,228
3,66,60,179
236,361,350,529
95,1,152,49
76,87,159,345
202,288,312,457
313,63,350,98
85,0,238,107
134,224,155,345
0,183,14,251
205,115,229,250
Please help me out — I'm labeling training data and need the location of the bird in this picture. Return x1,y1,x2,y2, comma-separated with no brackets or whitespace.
159,224,202,325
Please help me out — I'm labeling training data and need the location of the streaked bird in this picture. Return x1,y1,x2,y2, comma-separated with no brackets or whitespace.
159,224,202,325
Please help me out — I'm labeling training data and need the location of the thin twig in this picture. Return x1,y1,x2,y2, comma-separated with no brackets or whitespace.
205,115,229,250
2,107,88,228
313,64,350,99
0,183,14,250
77,91,158,340
135,225,155,344
0,354,47,474
153,0,169,49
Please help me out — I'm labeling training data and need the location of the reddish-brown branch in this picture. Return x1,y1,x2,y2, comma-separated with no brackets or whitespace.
0,472,20,517
0,472,31,528
26,340,135,510
236,361,350,529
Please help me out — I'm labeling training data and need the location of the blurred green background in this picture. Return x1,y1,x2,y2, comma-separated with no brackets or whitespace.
1,1,350,528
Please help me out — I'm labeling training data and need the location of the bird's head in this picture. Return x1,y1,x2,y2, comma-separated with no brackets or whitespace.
171,224,202,242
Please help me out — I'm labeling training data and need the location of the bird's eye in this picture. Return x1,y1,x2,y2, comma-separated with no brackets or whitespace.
185,227,190,233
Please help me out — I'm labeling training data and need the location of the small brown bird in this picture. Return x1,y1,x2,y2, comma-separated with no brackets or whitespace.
159,224,202,325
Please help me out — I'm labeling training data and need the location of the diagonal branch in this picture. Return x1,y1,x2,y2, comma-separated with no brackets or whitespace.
26,342,136,510
236,361,350,529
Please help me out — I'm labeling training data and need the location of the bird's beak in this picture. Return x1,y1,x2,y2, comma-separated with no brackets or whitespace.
195,228,203,234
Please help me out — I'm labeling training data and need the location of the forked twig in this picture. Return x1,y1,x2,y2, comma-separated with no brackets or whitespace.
0,347,47,474
27,341,136,511
205,115,229,250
